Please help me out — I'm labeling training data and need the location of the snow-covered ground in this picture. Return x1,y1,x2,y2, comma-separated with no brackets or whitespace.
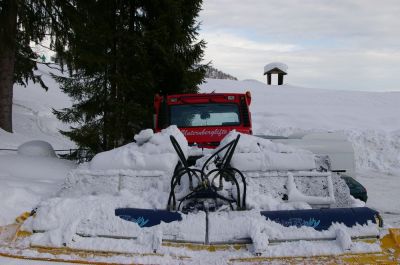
0,67,399,263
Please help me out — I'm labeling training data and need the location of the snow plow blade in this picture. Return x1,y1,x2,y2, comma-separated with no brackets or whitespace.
0,222,399,264
1,210,398,264
114,206,382,234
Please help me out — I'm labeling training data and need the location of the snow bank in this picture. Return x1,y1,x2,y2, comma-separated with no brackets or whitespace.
89,126,187,173
17,140,56,158
0,155,75,225
219,131,316,171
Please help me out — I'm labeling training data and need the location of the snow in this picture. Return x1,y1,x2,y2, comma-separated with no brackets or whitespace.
335,228,352,251
134,128,154,145
207,210,379,243
1,68,400,263
0,155,75,226
89,126,187,173
219,131,316,171
286,172,335,205
26,196,207,248
0,65,75,150
58,169,166,197
26,194,203,247
17,140,57,157
263,62,288,74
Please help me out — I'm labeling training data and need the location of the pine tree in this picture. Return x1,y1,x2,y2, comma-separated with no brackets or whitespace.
54,0,206,152
141,0,206,95
0,0,68,132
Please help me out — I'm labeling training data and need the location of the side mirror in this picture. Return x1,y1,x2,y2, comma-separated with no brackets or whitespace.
245,91,252,106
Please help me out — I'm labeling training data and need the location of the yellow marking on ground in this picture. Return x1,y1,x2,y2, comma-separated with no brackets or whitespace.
0,245,191,265
162,241,246,252
32,245,164,258
0,251,145,265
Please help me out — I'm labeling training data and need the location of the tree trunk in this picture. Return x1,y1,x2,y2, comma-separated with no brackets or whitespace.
0,0,18,132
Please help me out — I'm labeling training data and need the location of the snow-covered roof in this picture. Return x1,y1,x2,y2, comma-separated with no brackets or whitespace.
264,62,288,74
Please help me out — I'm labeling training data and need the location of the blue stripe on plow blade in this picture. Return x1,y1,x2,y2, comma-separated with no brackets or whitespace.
115,208,183,228
116,207,381,231
260,207,381,231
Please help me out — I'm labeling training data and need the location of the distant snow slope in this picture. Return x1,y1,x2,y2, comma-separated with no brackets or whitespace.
200,79,400,175
0,65,74,150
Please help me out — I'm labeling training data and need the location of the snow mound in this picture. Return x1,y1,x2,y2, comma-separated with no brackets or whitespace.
17,140,56,158
89,126,186,173
0,154,75,225
134,129,154,145
220,131,316,171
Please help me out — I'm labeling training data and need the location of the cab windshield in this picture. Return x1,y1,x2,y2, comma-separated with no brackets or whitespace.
170,103,240,127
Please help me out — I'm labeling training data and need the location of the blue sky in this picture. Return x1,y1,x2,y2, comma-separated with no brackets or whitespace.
198,0,400,91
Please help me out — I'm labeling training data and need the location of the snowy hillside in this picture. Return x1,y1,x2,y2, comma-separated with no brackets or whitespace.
0,71,400,229
201,79,400,175
0,66,74,150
